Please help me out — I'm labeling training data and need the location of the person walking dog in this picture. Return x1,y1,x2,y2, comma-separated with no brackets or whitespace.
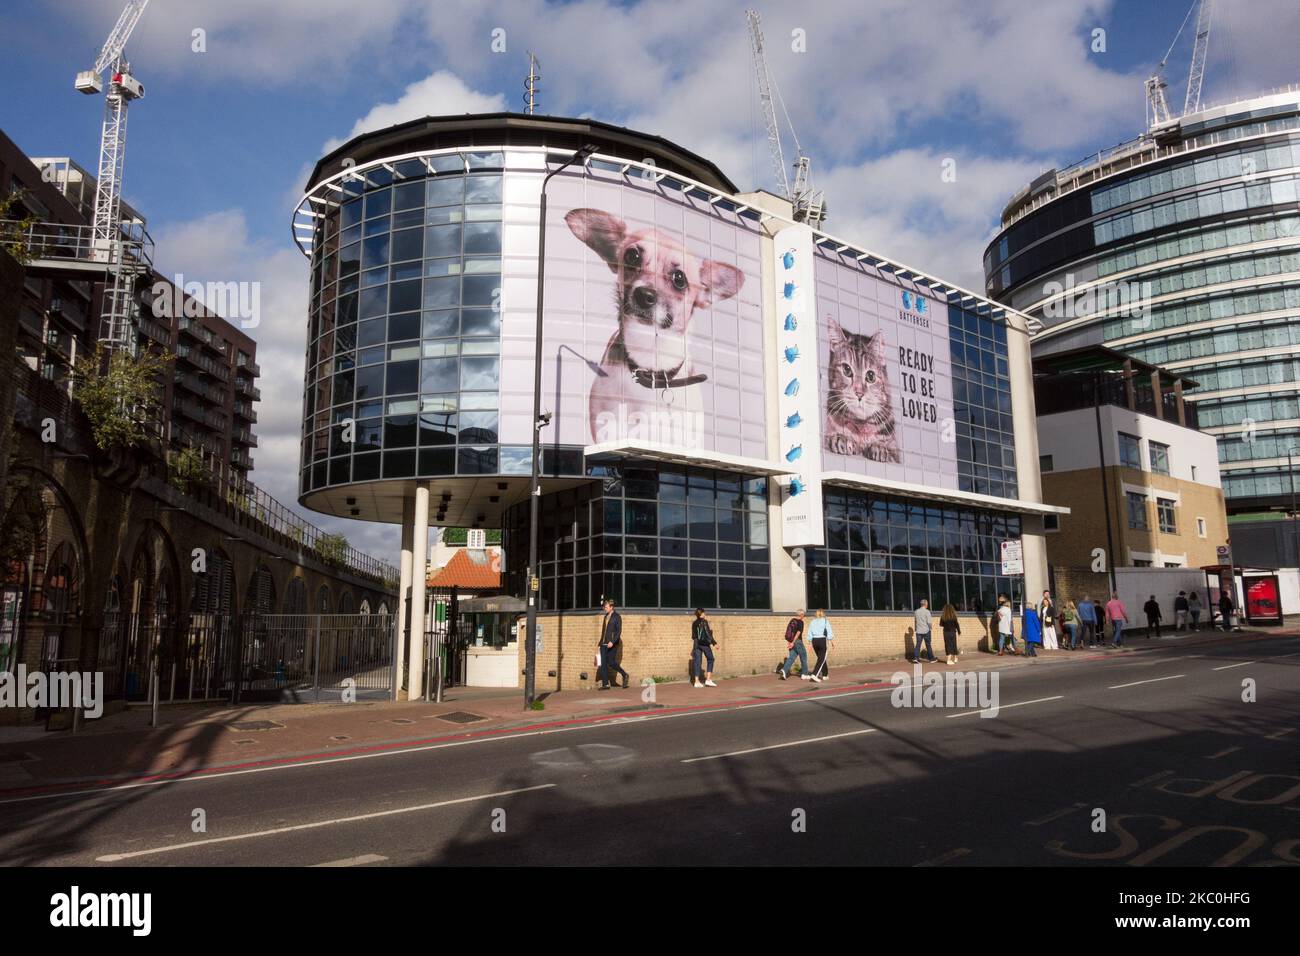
778,609,809,680
691,608,717,688
808,609,833,682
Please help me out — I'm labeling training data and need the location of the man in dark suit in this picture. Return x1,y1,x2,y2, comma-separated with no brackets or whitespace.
598,599,629,690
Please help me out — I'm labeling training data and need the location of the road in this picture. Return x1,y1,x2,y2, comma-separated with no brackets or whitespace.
1,633,1297,866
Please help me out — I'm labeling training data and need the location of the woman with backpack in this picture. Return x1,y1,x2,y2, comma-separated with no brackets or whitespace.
692,608,718,688
939,603,961,665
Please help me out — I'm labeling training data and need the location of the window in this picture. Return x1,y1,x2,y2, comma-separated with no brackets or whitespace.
1197,517,1207,538
1039,455,1054,473
1119,433,1142,469
1126,491,1149,530
1149,441,1170,475
1157,497,1177,534
1043,514,1060,532
1163,562,1182,568
1133,559,1153,568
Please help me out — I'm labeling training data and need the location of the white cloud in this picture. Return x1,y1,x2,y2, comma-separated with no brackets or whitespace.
151,209,402,560
322,71,509,155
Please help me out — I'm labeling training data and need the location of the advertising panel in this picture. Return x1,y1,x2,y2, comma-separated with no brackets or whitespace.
814,251,958,490
498,171,767,460
773,223,824,547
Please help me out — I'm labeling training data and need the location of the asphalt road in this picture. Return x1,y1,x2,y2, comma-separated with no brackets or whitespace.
2,633,1298,866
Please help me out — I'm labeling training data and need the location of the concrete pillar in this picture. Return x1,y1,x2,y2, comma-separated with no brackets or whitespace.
1006,310,1049,603
395,495,414,695
409,483,430,700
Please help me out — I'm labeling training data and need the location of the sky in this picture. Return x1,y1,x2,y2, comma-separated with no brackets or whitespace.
1,0,1294,562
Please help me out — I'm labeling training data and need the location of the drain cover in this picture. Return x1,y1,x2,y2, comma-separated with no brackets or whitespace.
436,711,487,724
0,752,35,764
229,720,284,731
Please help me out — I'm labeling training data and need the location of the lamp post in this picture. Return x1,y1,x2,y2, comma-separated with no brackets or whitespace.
525,143,597,709
1289,447,1298,568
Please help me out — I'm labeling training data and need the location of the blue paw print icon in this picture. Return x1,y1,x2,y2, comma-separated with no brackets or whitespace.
783,282,796,299
784,345,800,363
789,477,805,496
782,249,796,270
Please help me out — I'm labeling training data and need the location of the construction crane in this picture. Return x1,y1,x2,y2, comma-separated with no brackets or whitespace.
75,0,150,348
745,9,825,228
1146,0,1213,130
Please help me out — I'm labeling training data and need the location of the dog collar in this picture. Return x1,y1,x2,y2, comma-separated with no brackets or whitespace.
622,351,708,390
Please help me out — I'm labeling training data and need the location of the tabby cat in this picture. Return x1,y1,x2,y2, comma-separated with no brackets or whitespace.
823,318,902,463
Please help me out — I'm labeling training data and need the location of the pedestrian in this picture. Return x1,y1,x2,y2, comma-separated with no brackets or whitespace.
808,609,833,682
1039,591,1059,650
1105,591,1130,647
913,598,937,663
940,603,961,665
597,598,628,690
1218,588,1240,632
1143,595,1163,639
691,608,717,688
1077,594,1098,647
1023,602,1041,657
1061,600,1080,649
995,594,1018,656
1173,591,1190,631
1188,590,1202,630
777,609,809,680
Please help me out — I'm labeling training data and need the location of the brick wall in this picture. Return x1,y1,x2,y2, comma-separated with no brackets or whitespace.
521,609,1000,693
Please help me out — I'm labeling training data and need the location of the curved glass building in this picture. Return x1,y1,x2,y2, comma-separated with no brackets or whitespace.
294,113,1061,692
985,89,1300,565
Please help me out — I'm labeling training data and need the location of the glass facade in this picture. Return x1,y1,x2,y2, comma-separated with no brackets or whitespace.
803,487,1022,612
985,98,1300,518
948,305,1017,499
502,462,772,611
301,151,527,494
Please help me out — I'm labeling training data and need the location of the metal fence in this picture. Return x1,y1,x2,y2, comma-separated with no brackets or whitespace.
235,613,395,703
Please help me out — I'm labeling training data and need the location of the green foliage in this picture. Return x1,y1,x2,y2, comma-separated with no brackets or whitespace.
529,700,545,711
441,526,503,546
71,346,171,451
0,464,38,576
315,532,349,566
167,445,210,493
0,190,37,264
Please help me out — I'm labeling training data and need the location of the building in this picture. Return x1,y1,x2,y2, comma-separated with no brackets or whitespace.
1,128,396,718
1034,346,1228,576
984,87,1300,568
292,113,1065,691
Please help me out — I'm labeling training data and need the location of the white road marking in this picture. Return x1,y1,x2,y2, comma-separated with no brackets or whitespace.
1129,770,1174,788
95,784,556,862
1025,802,1087,826
1265,727,1296,739
945,696,1064,718
311,854,388,867
1108,675,1185,689
681,728,878,763
1212,661,1254,671
1206,746,1242,759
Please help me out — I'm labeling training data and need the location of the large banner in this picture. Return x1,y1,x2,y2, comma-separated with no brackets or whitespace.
773,223,824,547
499,172,767,461
814,252,958,490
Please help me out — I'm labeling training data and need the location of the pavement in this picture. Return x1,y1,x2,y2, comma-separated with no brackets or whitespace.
0,622,1297,867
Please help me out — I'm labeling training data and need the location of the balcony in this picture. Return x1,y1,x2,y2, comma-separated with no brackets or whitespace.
232,425,258,447
174,371,206,397
176,343,230,381
235,377,261,401
236,353,261,377
138,315,171,346
204,409,226,431
231,449,253,470
172,398,204,423
233,400,258,422
178,316,214,347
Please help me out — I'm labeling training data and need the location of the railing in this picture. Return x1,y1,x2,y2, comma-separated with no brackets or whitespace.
0,218,154,271
232,399,257,422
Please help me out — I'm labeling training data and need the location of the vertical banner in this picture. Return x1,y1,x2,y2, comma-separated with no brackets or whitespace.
773,224,823,547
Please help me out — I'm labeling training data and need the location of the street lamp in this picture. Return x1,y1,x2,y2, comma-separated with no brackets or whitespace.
525,143,597,709
1289,447,1298,568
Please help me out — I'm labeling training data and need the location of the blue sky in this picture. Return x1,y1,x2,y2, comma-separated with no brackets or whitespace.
1,0,1295,558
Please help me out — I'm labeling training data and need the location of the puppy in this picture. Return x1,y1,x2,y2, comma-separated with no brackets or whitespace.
565,207,743,444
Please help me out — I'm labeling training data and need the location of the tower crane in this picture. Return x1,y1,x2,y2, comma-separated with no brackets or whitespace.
1145,0,1213,131
75,0,150,347
745,10,826,228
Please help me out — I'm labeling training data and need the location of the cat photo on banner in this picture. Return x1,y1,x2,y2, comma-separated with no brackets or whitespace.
823,315,902,464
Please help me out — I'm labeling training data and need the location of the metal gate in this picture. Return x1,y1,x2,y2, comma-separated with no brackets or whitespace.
234,613,396,703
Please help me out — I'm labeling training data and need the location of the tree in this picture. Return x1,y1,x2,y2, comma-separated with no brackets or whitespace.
168,445,210,493
0,190,37,265
315,532,349,566
71,346,171,452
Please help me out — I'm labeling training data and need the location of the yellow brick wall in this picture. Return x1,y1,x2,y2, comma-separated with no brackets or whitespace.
521,610,1000,692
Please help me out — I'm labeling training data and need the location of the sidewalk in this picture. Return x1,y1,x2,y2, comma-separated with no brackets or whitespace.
1,623,1294,797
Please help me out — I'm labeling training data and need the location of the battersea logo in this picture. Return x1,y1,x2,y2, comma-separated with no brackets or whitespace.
899,291,931,329
900,291,928,315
